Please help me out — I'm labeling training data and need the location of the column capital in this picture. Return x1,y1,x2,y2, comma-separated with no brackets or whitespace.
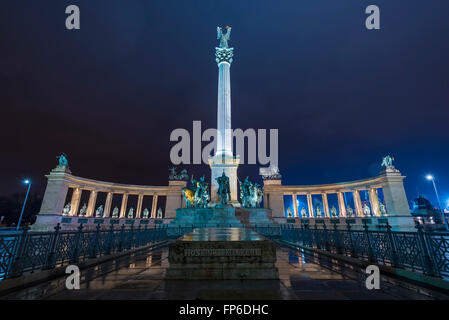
215,47,233,65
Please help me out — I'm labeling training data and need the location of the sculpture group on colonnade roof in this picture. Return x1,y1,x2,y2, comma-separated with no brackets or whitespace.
260,166,282,180
168,167,189,181
57,153,69,168
182,175,210,208
239,176,263,208
381,155,395,168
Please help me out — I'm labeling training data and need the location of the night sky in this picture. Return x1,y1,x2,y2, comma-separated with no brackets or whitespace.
1,0,448,209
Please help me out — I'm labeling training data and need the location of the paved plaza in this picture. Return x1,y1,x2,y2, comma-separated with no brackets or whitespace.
2,244,437,300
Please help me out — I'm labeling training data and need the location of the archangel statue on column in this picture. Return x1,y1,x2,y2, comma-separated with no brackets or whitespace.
217,26,231,48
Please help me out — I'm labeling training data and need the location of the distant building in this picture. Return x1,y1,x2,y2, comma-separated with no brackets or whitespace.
410,196,445,230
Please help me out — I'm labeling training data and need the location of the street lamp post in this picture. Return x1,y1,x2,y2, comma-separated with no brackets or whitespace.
17,180,31,231
426,174,448,231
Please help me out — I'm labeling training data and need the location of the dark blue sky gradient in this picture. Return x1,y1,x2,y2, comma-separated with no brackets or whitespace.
1,0,448,209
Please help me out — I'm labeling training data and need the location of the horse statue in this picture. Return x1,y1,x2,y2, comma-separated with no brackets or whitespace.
182,174,209,208
239,177,263,208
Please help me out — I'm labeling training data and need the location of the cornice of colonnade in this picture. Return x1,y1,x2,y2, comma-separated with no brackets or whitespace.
263,170,406,194
45,167,186,195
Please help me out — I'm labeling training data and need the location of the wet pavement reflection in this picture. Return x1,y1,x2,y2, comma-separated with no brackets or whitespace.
1,244,440,300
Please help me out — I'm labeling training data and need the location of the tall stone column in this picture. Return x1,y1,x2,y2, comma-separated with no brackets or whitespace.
307,193,314,218
69,187,81,216
151,195,158,218
337,192,347,217
104,192,113,218
322,193,330,217
353,190,363,217
210,26,239,205
120,193,128,218
292,194,298,218
86,190,97,217
369,188,380,216
136,194,144,218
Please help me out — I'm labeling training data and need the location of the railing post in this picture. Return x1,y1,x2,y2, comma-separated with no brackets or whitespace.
8,226,29,278
89,224,101,259
136,225,142,247
333,223,343,254
324,224,331,251
415,222,436,276
44,223,61,270
143,224,148,245
105,224,114,255
118,224,125,252
346,221,356,258
385,222,399,267
363,221,376,263
313,224,319,249
70,224,84,264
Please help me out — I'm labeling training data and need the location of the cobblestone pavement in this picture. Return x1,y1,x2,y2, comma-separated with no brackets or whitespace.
2,244,441,300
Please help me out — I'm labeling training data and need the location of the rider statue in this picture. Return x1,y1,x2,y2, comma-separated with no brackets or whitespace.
216,171,231,205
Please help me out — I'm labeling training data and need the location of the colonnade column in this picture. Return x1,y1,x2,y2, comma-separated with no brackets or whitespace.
86,190,97,217
322,193,330,217
151,195,158,218
369,188,380,216
353,190,363,217
120,193,128,218
307,193,314,218
292,194,298,218
337,192,347,217
104,192,113,218
136,194,144,218
69,187,81,216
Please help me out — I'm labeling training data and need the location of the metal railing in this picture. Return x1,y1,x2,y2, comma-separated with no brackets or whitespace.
0,223,180,281
255,223,449,279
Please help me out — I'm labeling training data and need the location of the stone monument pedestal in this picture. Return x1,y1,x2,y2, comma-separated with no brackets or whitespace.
166,228,279,280
168,207,243,228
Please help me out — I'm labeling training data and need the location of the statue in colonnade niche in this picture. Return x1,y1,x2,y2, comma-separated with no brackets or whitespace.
112,206,119,218
128,207,134,218
142,208,149,219
62,203,71,216
316,206,323,217
346,206,354,217
238,176,263,208
287,207,293,218
95,205,103,217
363,203,371,216
301,207,307,218
157,208,163,219
216,171,231,205
79,203,87,216
379,203,387,216
330,206,337,217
